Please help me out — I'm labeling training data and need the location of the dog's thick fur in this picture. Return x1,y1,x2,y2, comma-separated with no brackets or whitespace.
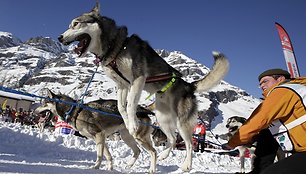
36,110,53,133
35,89,157,173
218,116,256,173
151,127,168,147
58,2,229,171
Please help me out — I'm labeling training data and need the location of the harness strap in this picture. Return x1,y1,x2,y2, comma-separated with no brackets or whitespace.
79,66,98,104
71,107,83,130
107,59,130,83
286,114,306,130
107,58,175,85
65,65,99,122
146,73,177,100
64,103,83,126
159,73,177,93
65,105,75,122
146,73,174,83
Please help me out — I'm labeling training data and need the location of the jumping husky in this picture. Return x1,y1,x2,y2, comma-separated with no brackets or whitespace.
35,89,157,173
58,2,229,171
217,116,256,173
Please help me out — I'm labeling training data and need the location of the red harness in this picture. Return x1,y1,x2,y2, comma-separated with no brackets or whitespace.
95,57,173,83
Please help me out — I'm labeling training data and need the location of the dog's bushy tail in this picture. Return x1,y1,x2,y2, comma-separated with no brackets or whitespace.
192,51,229,93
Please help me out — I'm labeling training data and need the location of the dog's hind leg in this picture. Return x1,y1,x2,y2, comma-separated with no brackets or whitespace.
119,128,141,168
103,144,113,170
249,147,256,171
91,132,106,170
155,110,177,161
135,136,157,174
237,147,246,173
177,120,194,172
126,76,146,136
176,97,197,172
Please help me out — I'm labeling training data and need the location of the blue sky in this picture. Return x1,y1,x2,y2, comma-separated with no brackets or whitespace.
1,0,305,98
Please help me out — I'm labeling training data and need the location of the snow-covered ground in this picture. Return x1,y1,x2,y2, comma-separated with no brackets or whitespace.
0,121,252,174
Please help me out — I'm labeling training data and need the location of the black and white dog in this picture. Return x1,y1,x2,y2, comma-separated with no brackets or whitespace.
58,2,229,171
217,116,256,173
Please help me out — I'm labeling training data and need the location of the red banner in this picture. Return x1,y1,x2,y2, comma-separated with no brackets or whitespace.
275,22,300,78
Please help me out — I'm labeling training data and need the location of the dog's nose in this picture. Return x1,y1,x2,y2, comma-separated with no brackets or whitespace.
58,35,63,43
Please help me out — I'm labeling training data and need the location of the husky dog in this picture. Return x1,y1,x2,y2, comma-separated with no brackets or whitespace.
218,116,256,173
36,110,53,133
35,89,157,173
151,126,168,147
58,2,229,171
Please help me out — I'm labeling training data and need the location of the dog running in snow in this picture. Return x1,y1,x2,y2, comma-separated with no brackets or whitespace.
58,2,229,172
35,89,157,173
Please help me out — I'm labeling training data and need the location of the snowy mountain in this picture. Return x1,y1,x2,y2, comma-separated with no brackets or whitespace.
0,31,22,48
0,31,261,134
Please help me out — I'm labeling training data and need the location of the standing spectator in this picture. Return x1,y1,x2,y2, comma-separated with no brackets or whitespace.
0,108,4,121
4,105,12,122
14,108,24,124
193,118,206,153
11,108,17,123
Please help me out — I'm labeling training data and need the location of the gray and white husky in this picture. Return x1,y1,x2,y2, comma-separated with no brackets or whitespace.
35,89,157,173
58,2,229,171
218,116,256,173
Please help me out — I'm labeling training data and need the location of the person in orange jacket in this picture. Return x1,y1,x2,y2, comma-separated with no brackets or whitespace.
193,118,206,153
223,68,306,174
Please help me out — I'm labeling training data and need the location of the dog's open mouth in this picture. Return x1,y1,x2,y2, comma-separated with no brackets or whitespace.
228,126,238,132
74,34,91,57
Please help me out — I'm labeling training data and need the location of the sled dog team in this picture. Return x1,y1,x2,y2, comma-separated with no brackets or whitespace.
54,2,229,173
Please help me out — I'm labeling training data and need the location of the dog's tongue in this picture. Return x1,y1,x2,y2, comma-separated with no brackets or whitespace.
74,40,86,55
74,46,82,55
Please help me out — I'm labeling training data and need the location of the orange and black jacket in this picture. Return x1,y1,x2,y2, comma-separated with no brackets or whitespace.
228,77,306,152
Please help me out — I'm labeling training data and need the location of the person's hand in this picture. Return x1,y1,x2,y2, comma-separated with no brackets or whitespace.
221,143,232,150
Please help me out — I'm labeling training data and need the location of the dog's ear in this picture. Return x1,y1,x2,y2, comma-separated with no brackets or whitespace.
46,89,56,99
91,0,100,16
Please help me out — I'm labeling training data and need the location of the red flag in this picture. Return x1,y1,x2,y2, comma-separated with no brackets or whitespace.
275,22,300,78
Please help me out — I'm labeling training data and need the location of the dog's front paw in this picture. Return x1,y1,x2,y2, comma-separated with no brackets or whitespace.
158,148,171,161
126,157,137,168
90,165,100,170
106,161,113,171
180,160,192,172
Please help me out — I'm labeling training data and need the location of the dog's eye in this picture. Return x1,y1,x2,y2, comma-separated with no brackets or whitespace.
72,22,79,27
69,21,79,28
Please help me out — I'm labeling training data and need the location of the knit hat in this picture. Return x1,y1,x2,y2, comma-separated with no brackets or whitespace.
258,68,291,81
